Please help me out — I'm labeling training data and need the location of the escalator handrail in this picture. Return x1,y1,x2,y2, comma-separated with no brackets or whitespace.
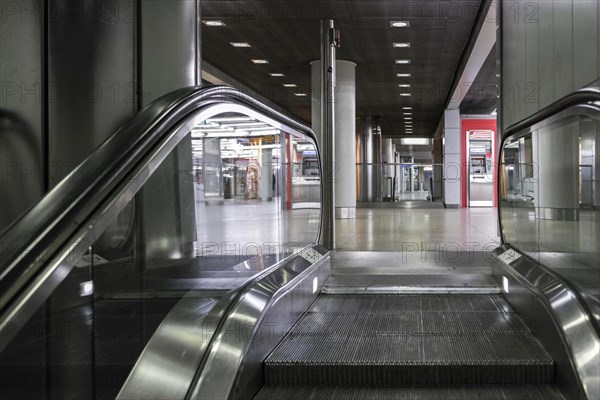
0,85,319,312
503,87,600,140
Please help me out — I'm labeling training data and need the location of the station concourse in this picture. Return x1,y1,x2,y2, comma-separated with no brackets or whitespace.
0,1,599,399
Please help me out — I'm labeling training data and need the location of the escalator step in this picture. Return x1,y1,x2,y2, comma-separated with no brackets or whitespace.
254,385,566,400
265,294,554,386
265,332,554,385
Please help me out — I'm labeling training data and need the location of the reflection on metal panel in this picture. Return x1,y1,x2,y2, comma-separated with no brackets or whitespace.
0,0,43,231
48,0,136,186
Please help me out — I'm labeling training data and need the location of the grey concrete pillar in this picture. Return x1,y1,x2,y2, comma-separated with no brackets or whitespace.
260,147,274,201
443,110,461,207
311,60,357,218
372,118,383,202
532,126,579,220
357,117,375,202
383,138,395,199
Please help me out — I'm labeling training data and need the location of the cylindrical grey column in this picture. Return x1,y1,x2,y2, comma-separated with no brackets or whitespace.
383,138,394,199
312,60,357,216
533,127,579,220
356,117,375,202
260,148,273,201
372,117,382,202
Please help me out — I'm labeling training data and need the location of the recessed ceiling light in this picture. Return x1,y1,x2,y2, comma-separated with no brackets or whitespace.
395,59,411,64
203,20,226,27
294,93,307,97
400,93,412,96
269,73,285,77
403,107,412,110
397,73,412,78
404,117,412,120
390,21,410,28
393,42,411,48
399,84,411,88
251,59,269,64
404,112,412,115
283,83,297,87
230,42,251,47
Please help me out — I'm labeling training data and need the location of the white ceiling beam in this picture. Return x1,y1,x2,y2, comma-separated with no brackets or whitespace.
446,2,497,110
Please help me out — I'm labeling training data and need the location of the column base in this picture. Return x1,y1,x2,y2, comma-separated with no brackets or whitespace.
335,207,356,219
535,207,579,221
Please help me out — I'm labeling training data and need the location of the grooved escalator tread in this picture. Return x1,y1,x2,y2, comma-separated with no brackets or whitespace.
264,294,555,386
254,385,566,400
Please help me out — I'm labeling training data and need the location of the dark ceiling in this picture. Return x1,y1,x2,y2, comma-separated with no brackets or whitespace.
202,0,486,137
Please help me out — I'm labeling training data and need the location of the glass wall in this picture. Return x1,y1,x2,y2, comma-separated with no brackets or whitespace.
0,111,320,399
500,109,600,323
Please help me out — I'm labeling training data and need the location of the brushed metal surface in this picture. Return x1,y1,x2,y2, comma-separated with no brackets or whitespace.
323,274,500,295
140,0,197,106
48,0,136,186
493,245,599,400
116,296,219,400
187,246,330,400
318,19,336,250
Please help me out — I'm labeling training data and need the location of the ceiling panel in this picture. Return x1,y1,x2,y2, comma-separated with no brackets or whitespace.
202,0,485,137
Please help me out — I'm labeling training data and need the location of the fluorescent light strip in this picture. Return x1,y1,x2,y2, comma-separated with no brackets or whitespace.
205,116,253,123
393,42,411,48
397,73,412,78
203,20,226,26
395,59,411,64
390,21,410,28
230,42,251,47
401,138,428,145
251,59,269,64
400,93,412,96
220,122,268,128
294,93,308,97
283,83,297,87
269,73,285,77
399,84,411,88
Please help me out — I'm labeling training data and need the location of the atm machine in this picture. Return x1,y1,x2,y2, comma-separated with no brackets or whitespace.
467,130,494,207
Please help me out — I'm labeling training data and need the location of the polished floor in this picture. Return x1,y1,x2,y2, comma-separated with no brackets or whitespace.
336,207,500,252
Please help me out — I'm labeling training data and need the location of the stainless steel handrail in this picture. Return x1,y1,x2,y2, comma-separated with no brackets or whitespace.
503,87,600,139
0,85,320,314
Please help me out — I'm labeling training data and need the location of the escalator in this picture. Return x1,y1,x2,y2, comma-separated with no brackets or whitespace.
1,86,599,400
258,293,563,399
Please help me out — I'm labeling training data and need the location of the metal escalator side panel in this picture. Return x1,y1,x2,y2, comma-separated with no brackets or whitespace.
187,246,330,400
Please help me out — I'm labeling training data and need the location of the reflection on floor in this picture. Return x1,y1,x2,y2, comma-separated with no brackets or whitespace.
336,207,500,252
397,191,429,201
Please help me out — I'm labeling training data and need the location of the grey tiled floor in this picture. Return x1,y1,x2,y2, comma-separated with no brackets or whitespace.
335,207,500,251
